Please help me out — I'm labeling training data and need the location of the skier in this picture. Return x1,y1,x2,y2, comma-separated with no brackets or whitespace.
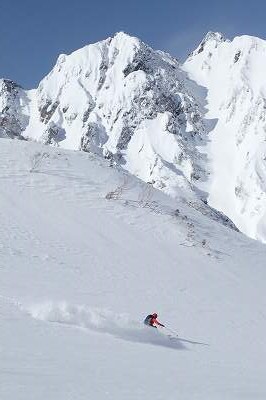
144,313,165,328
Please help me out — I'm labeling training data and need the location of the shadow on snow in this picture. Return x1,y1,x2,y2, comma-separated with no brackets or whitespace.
25,302,201,351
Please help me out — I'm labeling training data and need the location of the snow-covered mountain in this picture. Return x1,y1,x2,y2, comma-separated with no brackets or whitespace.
1,31,266,242
2,32,209,197
1,32,266,399
184,32,266,242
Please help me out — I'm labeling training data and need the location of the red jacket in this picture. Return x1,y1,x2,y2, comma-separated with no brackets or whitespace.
150,316,164,327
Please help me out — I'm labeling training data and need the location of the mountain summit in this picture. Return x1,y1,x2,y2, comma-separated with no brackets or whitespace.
188,31,228,58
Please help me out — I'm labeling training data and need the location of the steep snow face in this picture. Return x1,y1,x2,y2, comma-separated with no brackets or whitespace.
183,33,266,242
10,32,210,197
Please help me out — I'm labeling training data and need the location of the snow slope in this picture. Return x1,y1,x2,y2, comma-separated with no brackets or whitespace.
1,138,266,400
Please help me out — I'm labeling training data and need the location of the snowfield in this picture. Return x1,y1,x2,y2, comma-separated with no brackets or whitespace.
1,138,266,399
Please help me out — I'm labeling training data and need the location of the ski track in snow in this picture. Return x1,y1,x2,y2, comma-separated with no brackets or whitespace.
24,302,187,350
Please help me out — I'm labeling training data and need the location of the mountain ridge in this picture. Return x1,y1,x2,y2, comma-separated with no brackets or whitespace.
1,31,266,241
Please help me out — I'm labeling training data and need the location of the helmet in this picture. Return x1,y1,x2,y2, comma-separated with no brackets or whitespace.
152,313,158,318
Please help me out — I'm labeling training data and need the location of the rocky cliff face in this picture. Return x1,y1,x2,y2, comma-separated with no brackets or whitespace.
0,79,29,139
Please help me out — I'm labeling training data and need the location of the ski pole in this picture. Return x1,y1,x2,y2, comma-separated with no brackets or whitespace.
165,326,179,337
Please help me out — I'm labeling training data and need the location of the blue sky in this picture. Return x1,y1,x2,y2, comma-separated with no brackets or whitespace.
0,0,265,88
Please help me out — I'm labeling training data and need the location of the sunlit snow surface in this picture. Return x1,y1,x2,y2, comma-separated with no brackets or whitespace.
1,139,266,399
